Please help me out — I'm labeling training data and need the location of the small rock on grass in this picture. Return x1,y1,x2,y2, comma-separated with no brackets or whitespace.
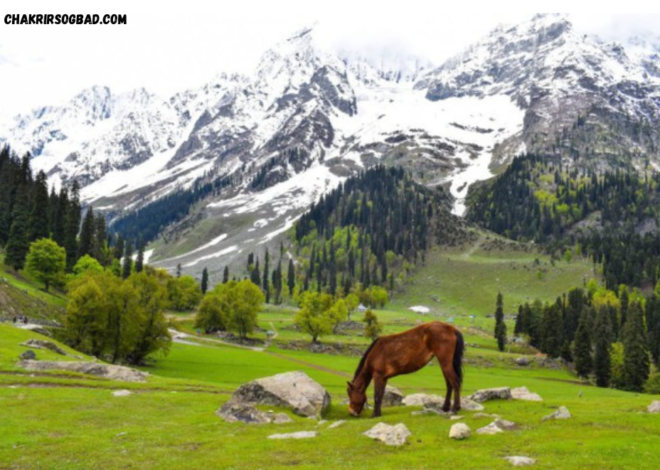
112,390,132,397
476,422,503,435
648,401,660,413
473,413,500,419
328,420,345,429
504,456,536,466
268,431,317,440
19,350,36,360
542,406,571,421
363,423,411,446
449,423,471,440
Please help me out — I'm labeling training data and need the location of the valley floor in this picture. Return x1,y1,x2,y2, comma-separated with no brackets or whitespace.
1,244,657,469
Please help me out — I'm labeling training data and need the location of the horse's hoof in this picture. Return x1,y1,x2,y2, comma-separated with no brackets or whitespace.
441,406,451,413
371,413,382,419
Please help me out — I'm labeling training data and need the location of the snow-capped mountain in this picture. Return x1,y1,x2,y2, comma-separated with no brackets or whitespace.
418,14,660,170
2,14,659,279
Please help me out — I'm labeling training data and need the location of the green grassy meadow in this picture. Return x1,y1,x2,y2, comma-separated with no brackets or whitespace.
1,245,659,469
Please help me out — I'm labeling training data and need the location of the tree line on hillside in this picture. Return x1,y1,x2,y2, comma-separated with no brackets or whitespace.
291,165,465,297
468,153,660,289
505,282,660,393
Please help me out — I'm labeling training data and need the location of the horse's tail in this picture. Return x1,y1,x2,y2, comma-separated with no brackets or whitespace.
453,330,464,388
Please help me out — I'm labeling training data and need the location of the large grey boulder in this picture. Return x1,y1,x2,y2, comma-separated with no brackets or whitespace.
363,423,411,446
515,356,531,366
542,406,571,421
217,402,292,424
402,393,443,406
226,371,330,417
511,387,542,401
382,386,404,407
449,423,471,440
21,339,67,355
18,360,148,382
648,401,660,413
469,387,512,403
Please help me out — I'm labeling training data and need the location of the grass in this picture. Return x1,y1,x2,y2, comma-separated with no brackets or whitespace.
3,324,660,469
389,241,595,318
2,245,659,469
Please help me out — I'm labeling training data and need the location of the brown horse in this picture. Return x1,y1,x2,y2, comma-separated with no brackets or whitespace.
347,321,464,418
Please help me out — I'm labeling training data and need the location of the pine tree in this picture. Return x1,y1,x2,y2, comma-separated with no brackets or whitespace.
593,306,612,387
30,171,50,241
122,241,133,279
514,305,525,335
223,265,229,284
53,186,68,247
263,249,270,303
78,206,95,259
93,213,107,263
201,267,209,294
494,292,507,351
287,259,295,295
135,243,145,273
622,301,650,392
176,263,182,278
64,182,81,270
574,312,593,379
4,186,31,270
114,234,125,261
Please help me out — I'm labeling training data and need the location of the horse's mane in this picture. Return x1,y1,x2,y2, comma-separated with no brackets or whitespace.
353,339,379,381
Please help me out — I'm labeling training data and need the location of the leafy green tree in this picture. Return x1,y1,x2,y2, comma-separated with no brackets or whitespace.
329,298,348,333
622,302,650,392
126,271,171,365
25,238,66,292
65,272,109,356
345,293,359,320
593,306,613,387
363,309,382,340
195,290,227,333
167,275,203,311
72,254,104,278
574,313,593,379
294,291,335,343
106,278,140,363
369,286,389,308
226,280,264,339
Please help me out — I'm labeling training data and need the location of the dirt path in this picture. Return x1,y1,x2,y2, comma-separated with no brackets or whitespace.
461,235,486,258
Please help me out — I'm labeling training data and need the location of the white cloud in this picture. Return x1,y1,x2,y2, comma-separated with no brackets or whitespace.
0,0,659,118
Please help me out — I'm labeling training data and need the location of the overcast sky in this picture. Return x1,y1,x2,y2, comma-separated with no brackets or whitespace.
1,1,659,119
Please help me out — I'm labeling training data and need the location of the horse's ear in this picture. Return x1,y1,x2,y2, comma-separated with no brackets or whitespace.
347,381,353,390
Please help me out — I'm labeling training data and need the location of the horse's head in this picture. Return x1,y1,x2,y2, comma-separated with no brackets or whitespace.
346,381,367,417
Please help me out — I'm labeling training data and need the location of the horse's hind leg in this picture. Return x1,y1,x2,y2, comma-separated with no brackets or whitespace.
435,348,461,413
441,376,453,413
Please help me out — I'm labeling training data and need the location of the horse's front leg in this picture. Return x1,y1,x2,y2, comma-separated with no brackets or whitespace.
372,375,386,418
